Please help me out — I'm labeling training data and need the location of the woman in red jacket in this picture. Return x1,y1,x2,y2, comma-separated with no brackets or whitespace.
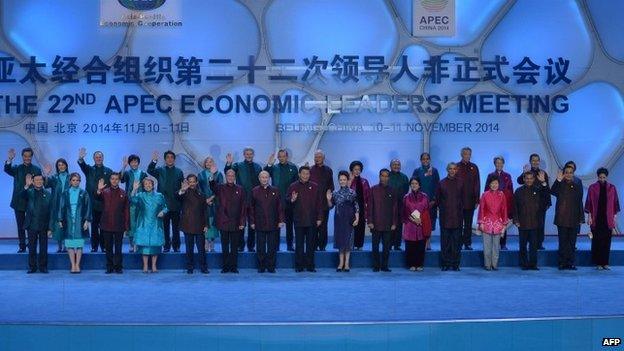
477,177,509,270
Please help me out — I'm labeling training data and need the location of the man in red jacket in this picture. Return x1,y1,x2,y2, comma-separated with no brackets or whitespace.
250,171,284,273
367,169,398,272
96,172,129,274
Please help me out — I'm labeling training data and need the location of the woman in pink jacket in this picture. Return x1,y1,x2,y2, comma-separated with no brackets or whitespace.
584,167,620,270
477,177,509,270
402,177,432,271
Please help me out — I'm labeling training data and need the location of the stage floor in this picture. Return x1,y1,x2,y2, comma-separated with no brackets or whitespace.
1,266,623,325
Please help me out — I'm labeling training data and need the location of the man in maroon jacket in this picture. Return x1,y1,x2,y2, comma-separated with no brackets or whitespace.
178,174,210,274
250,171,284,273
210,169,246,273
96,173,129,274
309,150,334,251
436,163,464,271
367,169,398,272
287,166,323,272
456,147,480,250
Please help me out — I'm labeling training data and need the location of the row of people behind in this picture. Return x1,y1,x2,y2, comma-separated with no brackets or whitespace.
4,146,620,274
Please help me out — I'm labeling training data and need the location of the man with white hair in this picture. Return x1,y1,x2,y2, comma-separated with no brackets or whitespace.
225,147,263,252
309,149,334,251
250,171,284,273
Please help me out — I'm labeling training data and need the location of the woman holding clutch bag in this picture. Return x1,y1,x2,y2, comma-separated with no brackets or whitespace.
477,177,509,270
402,177,431,271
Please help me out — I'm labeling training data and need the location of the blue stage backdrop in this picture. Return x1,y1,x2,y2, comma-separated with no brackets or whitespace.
0,0,623,238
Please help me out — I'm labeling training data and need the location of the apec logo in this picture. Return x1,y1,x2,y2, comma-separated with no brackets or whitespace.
420,0,449,12
117,0,166,11
602,338,622,347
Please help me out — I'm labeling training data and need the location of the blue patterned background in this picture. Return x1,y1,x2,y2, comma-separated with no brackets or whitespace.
0,0,623,237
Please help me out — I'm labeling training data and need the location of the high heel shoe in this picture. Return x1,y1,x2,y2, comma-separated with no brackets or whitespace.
336,267,343,272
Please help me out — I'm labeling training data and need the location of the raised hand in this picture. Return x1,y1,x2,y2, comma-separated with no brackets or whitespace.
151,150,159,162
267,152,275,166
43,164,52,176
122,156,128,168
180,179,189,192
523,164,530,173
556,169,563,182
7,148,15,161
24,173,33,188
290,191,298,202
97,178,106,192
78,147,86,160
537,170,546,183
226,153,233,165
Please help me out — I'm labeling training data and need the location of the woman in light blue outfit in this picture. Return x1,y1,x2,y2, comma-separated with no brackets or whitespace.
198,156,223,252
121,154,148,253
58,172,91,273
44,158,70,253
131,177,168,273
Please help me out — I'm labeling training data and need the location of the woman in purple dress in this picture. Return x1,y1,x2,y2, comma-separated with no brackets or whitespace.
327,171,359,272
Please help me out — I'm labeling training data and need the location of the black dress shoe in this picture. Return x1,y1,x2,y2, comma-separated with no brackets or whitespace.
381,268,392,272
231,269,239,273
530,266,539,271
115,269,123,274
186,269,193,274
268,268,276,273
521,266,530,271
373,267,380,272
452,266,460,271
221,269,229,274
56,248,63,253
40,268,49,274
426,247,432,251
27,269,37,274
18,248,26,253
163,248,170,253
464,245,473,251
287,246,295,252
569,265,577,270
201,269,209,274
441,266,449,271
258,268,266,273
173,249,180,253
106,269,114,274
248,248,256,253
237,248,244,252
90,249,97,253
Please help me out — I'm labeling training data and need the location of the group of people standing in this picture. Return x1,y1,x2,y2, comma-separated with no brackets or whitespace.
3,145,620,274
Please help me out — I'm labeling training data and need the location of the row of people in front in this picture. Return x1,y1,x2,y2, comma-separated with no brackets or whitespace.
7,145,620,273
